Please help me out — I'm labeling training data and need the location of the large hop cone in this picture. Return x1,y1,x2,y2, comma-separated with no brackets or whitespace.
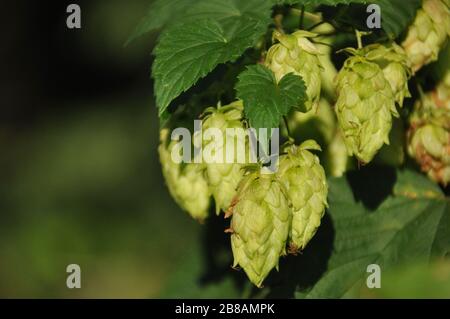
229,169,291,287
361,43,412,106
407,80,450,185
335,53,397,164
265,30,322,112
402,0,450,73
278,141,328,252
158,129,211,221
198,101,247,214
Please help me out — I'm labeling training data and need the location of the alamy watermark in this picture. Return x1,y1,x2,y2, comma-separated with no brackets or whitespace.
66,4,81,29
66,264,81,289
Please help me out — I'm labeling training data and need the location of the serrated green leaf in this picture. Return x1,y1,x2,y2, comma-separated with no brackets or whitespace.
126,0,193,45
236,64,307,130
324,0,421,40
377,0,421,39
128,0,274,45
153,17,267,116
294,168,450,299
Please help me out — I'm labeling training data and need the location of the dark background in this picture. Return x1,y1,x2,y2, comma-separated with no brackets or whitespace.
0,0,210,297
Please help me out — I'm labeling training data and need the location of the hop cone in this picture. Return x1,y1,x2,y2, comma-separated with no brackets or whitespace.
230,169,291,287
407,80,450,185
265,30,322,112
198,101,247,214
278,141,328,252
158,129,211,221
323,131,352,177
402,0,450,73
362,43,412,106
335,52,397,163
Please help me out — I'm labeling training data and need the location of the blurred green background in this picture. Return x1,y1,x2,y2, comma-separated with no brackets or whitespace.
0,0,209,298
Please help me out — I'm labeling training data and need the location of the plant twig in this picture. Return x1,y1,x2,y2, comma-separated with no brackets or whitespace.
355,29,363,49
299,5,305,29
283,116,294,142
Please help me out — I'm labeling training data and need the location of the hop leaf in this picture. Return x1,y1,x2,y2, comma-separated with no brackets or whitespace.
265,30,323,112
197,101,248,214
335,52,396,164
278,141,328,252
402,0,450,73
230,170,291,287
158,129,211,221
407,77,450,185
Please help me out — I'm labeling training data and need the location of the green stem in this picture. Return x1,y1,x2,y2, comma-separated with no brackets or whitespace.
355,29,363,49
299,5,305,29
283,116,294,142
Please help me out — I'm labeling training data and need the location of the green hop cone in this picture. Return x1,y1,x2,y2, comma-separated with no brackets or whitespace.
407,82,450,185
323,130,353,177
229,168,291,287
278,141,328,252
362,43,412,107
197,101,247,214
265,30,322,112
402,0,450,73
335,52,397,164
158,129,211,221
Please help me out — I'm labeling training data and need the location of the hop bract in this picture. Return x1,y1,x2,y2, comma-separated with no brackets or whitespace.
407,78,450,185
158,129,211,221
230,169,291,287
402,0,450,73
198,101,247,214
278,141,328,252
361,43,412,106
265,30,322,112
335,52,397,164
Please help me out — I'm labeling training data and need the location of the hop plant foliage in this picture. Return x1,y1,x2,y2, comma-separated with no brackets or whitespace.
196,101,248,214
335,49,397,164
407,75,450,185
278,141,328,252
265,30,323,112
136,0,450,292
229,169,291,287
402,0,450,73
158,129,211,221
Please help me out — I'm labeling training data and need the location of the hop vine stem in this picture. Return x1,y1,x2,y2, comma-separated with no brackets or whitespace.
299,5,305,29
355,29,363,49
283,116,294,142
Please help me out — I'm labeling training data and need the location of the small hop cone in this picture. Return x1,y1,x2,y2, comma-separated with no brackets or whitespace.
407,80,450,185
361,43,412,107
335,53,396,164
198,101,247,214
323,131,352,177
278,141,328,252
158,129,211,221
402,0,450,73
230,169,291,287
265,30,322,112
